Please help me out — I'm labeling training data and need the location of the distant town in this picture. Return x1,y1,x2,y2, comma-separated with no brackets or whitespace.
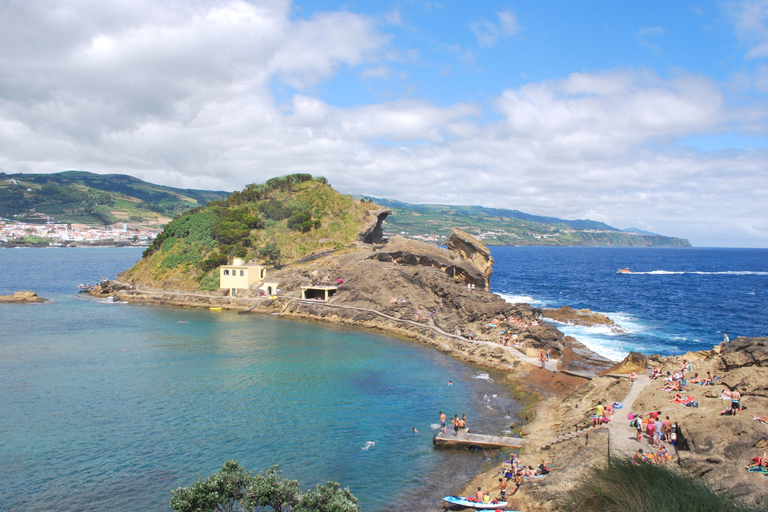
0,217,161,247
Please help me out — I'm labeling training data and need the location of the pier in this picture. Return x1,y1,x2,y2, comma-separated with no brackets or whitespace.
433,431,527,449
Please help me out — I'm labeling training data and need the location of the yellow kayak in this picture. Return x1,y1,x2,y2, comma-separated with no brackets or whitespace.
209,306,222,311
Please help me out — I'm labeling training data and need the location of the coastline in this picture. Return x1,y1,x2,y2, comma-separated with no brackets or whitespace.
91,281,611,509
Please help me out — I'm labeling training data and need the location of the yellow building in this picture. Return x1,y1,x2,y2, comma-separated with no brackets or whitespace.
219,258,266,296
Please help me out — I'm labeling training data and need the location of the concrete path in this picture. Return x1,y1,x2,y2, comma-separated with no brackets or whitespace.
606,374,676,460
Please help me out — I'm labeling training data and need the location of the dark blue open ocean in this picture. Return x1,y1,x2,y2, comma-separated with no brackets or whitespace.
2,246,767,511
490,247,768,361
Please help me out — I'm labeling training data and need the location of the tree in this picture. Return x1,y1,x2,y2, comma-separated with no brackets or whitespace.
170,462,359,512
258,242,281,265
243,466,300,512
170,460,252,512
297,482,360,512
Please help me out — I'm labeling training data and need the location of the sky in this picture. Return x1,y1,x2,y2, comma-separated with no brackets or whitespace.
1,1,767,247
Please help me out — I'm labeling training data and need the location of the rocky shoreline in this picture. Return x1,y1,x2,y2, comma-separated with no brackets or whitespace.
91,230,768,510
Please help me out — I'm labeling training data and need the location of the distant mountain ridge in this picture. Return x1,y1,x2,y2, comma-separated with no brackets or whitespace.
0,170,691,247
364,197,690,247
0,170,228,226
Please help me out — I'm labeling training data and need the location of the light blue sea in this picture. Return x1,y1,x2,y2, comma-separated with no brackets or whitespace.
0,248,518,512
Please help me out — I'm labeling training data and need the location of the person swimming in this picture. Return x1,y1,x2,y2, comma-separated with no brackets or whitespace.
362,441,375,450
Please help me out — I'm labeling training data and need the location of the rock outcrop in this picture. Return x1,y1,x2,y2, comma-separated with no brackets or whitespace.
0,291,47,303
604,351,647,374
445,229,494,289
542,306,617,328
357,207,391,244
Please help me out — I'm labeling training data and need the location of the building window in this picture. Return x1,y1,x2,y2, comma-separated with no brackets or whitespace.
223,270,229,275
240,270,244,276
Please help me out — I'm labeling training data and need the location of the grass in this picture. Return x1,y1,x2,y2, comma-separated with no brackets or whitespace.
560,457,765,512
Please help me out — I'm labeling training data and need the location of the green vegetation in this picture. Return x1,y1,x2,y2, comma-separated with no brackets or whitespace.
560,457,761,512
368,197,690,247
170,461,359,512
0,170,227,225
122,174,378,290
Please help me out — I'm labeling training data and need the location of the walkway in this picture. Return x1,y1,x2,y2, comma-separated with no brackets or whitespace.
293,299,561,371
606,374,671,459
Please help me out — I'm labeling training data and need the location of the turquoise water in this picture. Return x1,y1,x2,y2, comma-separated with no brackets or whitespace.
0,248,519,512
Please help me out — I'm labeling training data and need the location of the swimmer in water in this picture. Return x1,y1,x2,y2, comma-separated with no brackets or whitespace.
362,441,375,451
412,427,418,433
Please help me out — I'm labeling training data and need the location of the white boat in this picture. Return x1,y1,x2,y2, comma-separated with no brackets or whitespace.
442,495,509,509
617,268,632,274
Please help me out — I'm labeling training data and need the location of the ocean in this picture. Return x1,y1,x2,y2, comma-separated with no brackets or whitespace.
0,248,517,512
1,246,766,511
490,246,768,361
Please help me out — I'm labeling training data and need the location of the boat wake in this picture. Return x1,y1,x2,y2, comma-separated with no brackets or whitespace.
626,270,768,275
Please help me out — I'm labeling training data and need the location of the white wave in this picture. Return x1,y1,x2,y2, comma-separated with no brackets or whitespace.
473,372,494,382
430,423,441,430
556,324,628,361
497,293,547,306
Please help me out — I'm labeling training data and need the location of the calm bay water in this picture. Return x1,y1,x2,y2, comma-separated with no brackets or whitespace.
491,246,768,360
0,248,517,512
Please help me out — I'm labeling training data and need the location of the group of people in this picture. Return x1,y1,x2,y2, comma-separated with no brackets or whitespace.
507,316,539,328
592,401,618,426
633,445,673,464
498,454,550,498
498,330,522,347
438,411,468,437
629,410,678,447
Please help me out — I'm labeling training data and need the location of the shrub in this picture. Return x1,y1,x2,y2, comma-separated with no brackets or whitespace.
560,456,760,512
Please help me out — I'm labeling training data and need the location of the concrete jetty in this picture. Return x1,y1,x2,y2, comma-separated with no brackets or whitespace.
433,431,526,449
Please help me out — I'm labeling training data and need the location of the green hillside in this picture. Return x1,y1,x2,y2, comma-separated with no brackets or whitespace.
0,171,228,226
367,197,690,247
121,174,381,291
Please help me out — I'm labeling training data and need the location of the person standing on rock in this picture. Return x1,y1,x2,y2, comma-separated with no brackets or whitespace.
731,387,742,415
440,411,447,435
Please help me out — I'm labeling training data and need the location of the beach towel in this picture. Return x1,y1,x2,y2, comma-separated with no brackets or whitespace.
747,466,768,474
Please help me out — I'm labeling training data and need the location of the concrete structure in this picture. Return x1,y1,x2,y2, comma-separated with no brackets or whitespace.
219,258,266,296
259,282,280,296
300,285,338,301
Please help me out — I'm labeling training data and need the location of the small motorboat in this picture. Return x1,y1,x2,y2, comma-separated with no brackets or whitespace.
617,268,632,274
442,496,509,509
